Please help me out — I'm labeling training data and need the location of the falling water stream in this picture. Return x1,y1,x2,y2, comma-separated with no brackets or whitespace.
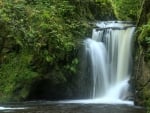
84,21,135,103
60,21,136,104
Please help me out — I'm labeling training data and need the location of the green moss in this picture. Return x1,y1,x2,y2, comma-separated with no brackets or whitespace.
0,52,39,101
138,25,150,42
136,20,150,110
137,21,150,63
112,0,142,21
141,84,150,113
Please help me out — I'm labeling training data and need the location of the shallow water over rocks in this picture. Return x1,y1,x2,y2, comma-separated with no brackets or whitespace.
0,101,146,113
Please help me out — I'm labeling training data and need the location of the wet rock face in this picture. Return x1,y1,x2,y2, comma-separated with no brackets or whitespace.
134,0,150,107
134,51,150,106
134,21,150,106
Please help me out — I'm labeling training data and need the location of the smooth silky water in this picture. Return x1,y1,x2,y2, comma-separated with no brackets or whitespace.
0,21,146,113
60,21,135,105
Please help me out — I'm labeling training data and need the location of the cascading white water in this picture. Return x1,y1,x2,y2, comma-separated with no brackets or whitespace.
84,21,135,102
84,39,108,98
59,21,135,105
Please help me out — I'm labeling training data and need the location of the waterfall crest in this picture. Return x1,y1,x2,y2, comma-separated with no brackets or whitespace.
84,21,135,101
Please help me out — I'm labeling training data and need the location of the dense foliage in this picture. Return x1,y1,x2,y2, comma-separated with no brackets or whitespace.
0,0,115,101
112,0,142,21
131,0,150,111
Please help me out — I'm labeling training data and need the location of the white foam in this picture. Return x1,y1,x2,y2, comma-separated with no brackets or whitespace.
0,106,25,110
59,99,133,105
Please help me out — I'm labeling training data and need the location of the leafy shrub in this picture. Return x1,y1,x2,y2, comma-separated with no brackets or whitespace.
0,0,115,101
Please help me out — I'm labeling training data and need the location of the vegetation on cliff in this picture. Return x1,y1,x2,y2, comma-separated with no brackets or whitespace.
0,0,115,101
112,0,142,21
133,0,150,111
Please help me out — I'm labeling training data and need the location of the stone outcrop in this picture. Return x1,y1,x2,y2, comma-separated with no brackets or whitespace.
134,0,150,107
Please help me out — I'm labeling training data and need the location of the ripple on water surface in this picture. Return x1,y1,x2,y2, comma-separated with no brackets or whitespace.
0,101,146,113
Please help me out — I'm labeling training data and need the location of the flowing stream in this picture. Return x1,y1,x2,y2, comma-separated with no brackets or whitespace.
0,101,146,113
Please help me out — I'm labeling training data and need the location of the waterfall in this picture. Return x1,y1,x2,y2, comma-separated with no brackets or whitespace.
84,21,135,102
59,21,135,104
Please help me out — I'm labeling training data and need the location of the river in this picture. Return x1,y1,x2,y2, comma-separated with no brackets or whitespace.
0,101,146,113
